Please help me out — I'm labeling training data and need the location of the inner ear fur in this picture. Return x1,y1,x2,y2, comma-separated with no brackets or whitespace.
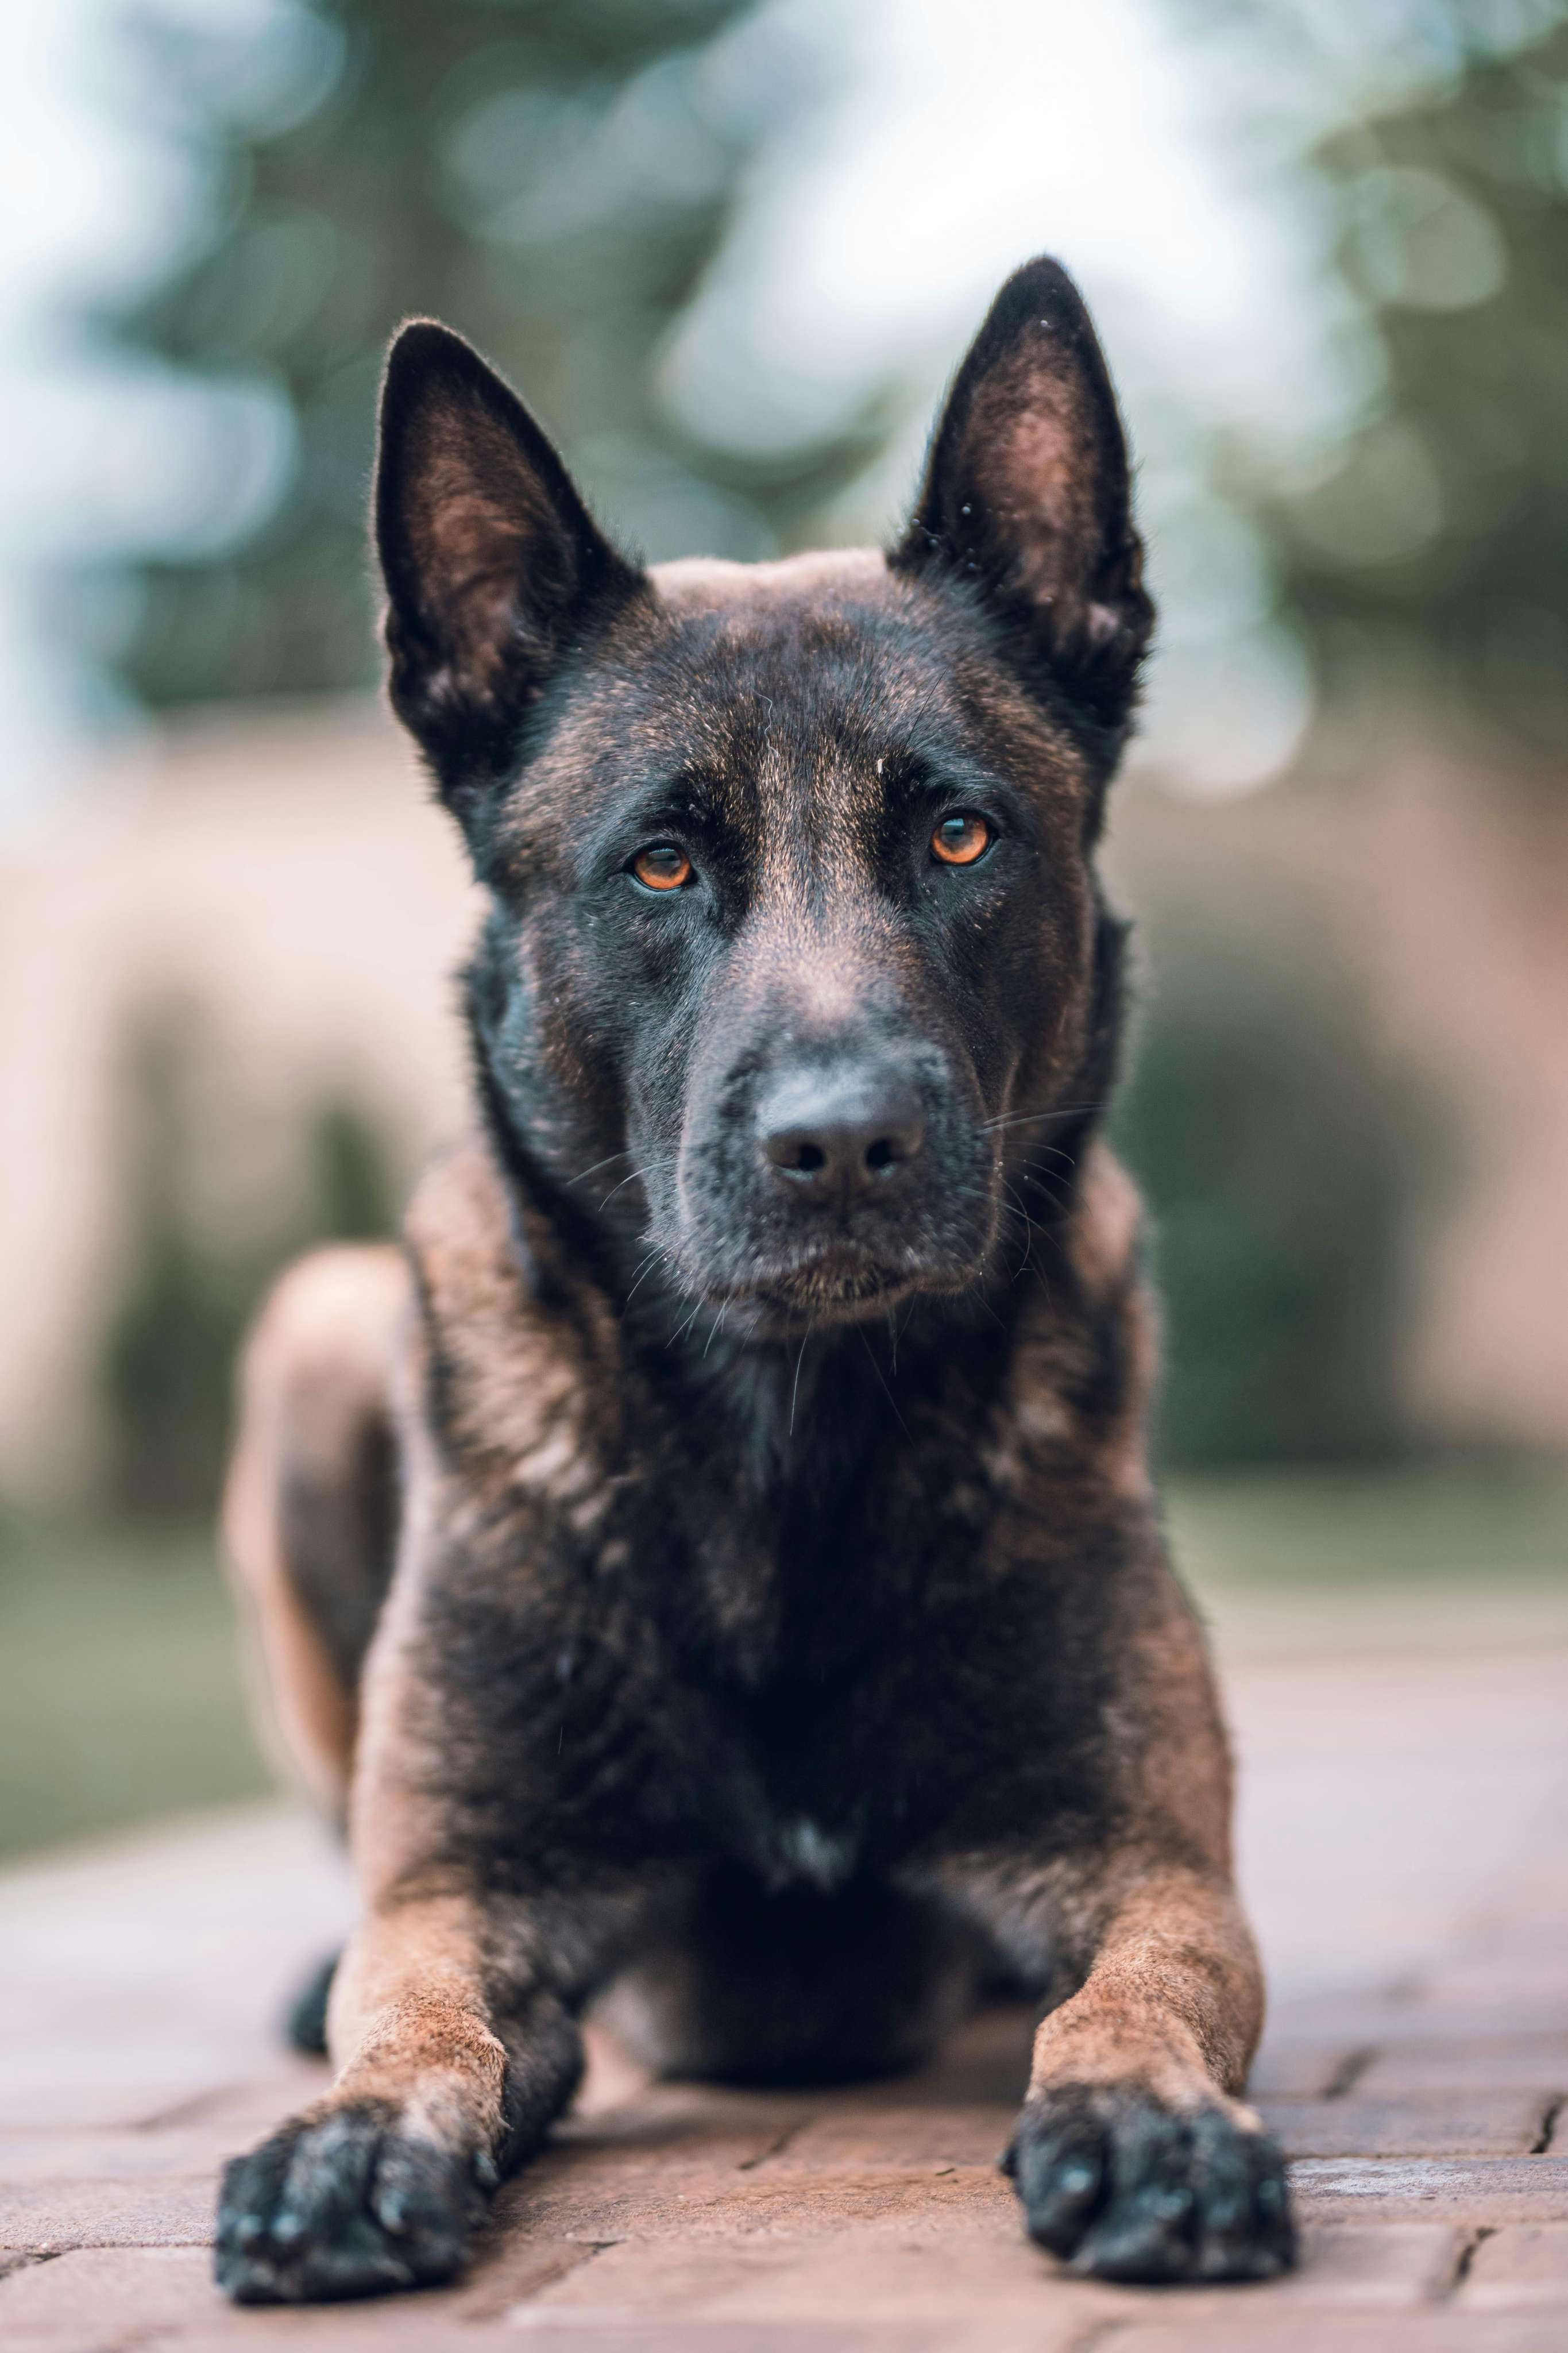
375,320,642,801
892,257,1153,729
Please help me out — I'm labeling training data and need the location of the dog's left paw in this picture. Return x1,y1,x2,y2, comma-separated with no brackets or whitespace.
1002,2081,1294,2283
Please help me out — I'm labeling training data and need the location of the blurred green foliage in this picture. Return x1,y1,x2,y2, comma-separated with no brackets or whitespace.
100,1001,397,1516
97,0,872,708
1113,924,1430,1467
1243,5,1568,766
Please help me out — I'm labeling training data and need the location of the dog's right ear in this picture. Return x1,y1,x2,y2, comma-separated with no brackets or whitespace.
375,322,642,819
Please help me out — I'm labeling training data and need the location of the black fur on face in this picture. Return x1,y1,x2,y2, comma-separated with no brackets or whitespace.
374,259,1152,1337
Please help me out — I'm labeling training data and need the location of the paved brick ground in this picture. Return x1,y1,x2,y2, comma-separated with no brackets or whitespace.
2,1586,1565,2352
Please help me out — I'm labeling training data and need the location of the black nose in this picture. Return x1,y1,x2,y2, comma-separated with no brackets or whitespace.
757,1062,926,1197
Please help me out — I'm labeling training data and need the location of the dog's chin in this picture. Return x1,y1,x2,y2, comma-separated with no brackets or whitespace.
691,1241,979,1339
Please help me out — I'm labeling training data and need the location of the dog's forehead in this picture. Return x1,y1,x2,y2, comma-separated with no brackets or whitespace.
650,547,891,608
627,547,1074,786
509,545,1088,855
640,549,963,757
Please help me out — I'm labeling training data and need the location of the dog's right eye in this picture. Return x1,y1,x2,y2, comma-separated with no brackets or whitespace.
630,844,693,892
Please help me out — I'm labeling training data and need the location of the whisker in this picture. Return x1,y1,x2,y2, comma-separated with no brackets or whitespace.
858,1321,913,1445
972,1285,1008,1332
666,1297,705,1350
1001,1179,1035,1276
980,1100,1107,1137
789,1326,812,1437
601,1152,681,1205
567,1147,633,1187
621,1245,671,1313
1011,1167,1075,1239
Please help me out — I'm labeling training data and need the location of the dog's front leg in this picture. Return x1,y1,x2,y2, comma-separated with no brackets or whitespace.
214,1880,636,2303
214,1888,640,2303
952,1846,1293,2283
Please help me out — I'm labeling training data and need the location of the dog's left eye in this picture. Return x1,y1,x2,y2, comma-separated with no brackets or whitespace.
631,843,693,892
930,812,992,867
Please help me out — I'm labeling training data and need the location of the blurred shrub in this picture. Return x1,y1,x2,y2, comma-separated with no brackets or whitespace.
99,1000,397,1517
1114,926,1431,1467
1239,5,1568,770
93,0,875,710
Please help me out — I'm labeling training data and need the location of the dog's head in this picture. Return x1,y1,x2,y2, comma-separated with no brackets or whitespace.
374,259,1152,1335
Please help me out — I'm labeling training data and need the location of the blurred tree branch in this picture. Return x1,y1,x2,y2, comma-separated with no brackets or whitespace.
90,0,880,709
1182,0,1568,776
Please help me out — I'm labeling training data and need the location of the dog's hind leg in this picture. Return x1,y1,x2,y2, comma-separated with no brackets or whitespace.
224,1244,408,1819
223,1245,410,2045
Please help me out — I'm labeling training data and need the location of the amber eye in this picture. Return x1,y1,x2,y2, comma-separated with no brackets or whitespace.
631,843,693,892
930,812,992,866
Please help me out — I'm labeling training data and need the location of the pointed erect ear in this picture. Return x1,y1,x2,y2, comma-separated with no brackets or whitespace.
374,321,642,803
891,258,1153,729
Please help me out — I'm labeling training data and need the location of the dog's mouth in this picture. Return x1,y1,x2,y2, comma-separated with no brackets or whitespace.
639,1110,1003,1335
696,1237,980,1333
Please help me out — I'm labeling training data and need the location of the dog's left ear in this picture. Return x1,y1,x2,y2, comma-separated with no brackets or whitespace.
892,257,1153,730
375,321,643,817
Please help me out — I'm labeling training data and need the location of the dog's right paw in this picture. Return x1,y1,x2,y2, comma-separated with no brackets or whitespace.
1003,2081,1294,2283
214,2101,489,2304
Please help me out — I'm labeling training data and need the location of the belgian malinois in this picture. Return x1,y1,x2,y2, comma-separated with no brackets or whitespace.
215,257,1293,2302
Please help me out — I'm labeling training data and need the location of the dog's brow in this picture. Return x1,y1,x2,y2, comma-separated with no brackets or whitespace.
577,769,740,873
620,767,731,827
876,745,1008,806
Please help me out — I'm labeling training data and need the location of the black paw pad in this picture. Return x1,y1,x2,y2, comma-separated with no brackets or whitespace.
1003,2082,1295,2284
214,2102,488,2304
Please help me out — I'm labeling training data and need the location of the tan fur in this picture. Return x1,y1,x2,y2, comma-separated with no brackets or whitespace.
326,1893,508,2152
1005,1588,1263,2107
928,1144,1265,2122
402,1138,614,1514
1069,1141,1160,1500
223,1244,409,1815
338,1398,449,1912
651,547,888,608
1025,1863,1264,2108
1069,1140,1142,1298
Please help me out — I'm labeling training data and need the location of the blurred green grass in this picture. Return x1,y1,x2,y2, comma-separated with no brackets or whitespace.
1166,1460,1568,1590
0,1518,269,1861
1,1461,1563,1862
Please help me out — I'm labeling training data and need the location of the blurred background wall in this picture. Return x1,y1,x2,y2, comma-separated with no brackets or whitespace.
1,0,1564,1850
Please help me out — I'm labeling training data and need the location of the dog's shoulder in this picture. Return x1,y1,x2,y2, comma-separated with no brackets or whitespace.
404,1132,514,1311
1067,1140,1147,1306
400,1135,620,1507
986,1141,1156,1505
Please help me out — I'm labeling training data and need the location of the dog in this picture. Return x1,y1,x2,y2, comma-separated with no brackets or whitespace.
214,256,1294,2302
